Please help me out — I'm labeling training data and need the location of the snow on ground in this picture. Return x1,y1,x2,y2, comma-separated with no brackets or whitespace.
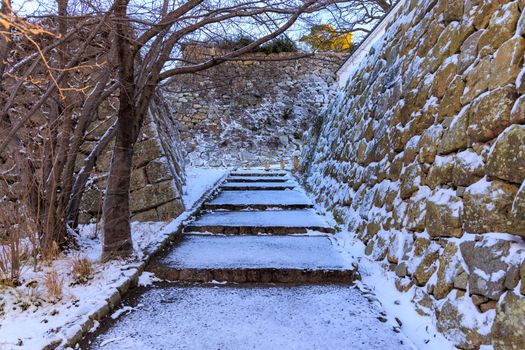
0,168,224,350
182,167,230,208
82,285,415,350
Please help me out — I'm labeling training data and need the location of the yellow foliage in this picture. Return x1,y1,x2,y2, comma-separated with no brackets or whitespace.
300,24,353,52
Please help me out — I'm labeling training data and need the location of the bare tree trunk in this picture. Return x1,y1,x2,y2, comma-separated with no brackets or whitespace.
102,0,136,260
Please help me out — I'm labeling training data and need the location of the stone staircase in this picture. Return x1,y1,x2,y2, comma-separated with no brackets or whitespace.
149,169,357,284
84,170,412,350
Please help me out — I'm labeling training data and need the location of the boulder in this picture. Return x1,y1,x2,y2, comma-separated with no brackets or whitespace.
427,155,454,188
460,238,512,300
145,157,174,184
486,125,525,184
461,56,491,105
458,31,482,73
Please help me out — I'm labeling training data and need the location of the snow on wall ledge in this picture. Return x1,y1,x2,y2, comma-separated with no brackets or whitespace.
302,0,525,348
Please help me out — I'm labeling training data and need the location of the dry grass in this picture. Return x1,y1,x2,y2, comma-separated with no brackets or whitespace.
43,270,64,301
71,255,93,284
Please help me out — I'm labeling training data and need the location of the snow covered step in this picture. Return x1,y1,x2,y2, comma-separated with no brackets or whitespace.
221,181,297,191
84,285,410,350
230,169,288,177
226,176,292,183
184,209,334,234
204,190,313,210
149,235,356,283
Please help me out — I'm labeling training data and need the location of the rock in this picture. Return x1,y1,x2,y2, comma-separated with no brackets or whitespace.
427,155,454,188
521,261,525,295
156,199,184,221
436,299,487,349
440,0,464,22
130,168,147,192
504,265,521,290
458,31,482,73
491,291,525,349
467,86,517,144
477,2,520,55
438,107,468,155
461,56,491,105
463,178,520,235
454,270,468,290
489,36,525,89
131,208,159,221
425,189,463,238
479,300,497,313
452,149,484,187
130,180,178,213
471,294,489,306
395,262,408,278
486,125,525,184
414,250,439,286
510,95,525,124
471,0,498,30
460,238,511,300
512,184,525,235
434,242,460,299
145,157,173,184
417,125,443,164
133,139,163,168
400,163,423,199
430,56,458,98
439,75,465,120
405,195,427,232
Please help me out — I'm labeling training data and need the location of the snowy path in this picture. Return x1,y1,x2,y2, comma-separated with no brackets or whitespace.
82,169,414,349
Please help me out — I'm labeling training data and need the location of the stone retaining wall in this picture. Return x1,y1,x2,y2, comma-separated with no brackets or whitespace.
303,0,525,348
167,48,344,167
79,94,185,223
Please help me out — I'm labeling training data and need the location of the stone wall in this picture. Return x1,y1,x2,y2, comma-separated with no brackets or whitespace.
303,0,525,348
79,94,186,223
167,47,344,166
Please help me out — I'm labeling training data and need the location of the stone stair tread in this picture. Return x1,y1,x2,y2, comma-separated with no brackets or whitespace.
221,182,296,190
230,170,288,177
206,190,312,207
186,209,332,230
157,235,351,270
226,176,292,182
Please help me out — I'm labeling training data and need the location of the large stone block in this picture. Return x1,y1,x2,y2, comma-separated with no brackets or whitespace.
434,242,461,300
461,56,491,105
146,157,174,184
458,31,482,73
427,155,454,188
477,2,520,55
489,36,525,90
510,95,525,124
460,238,512,300
486,125,525,184
400,163,423,199
438,106,468,155
426,189,463,238
452,149,484,187
491,291,525,350
463,178,521,235
467,86,517,144
133,138,164,168
130,180,178,213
